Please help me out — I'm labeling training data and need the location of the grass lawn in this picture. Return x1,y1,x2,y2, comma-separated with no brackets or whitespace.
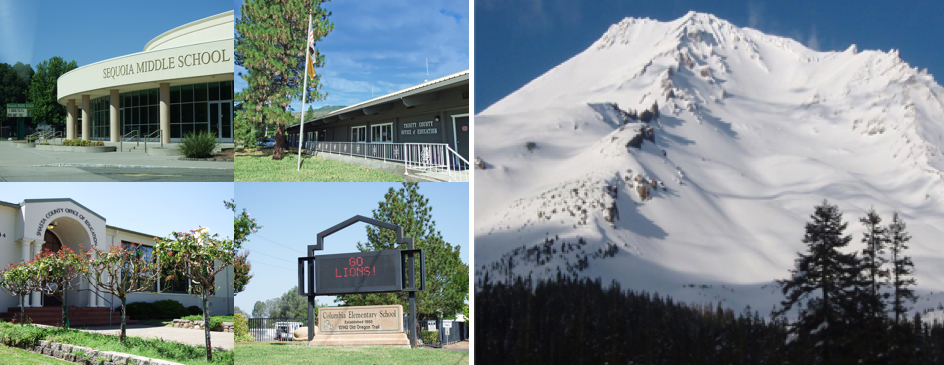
0,322,231,365
0,345,71,364
235,152,403,182
235,341,468,365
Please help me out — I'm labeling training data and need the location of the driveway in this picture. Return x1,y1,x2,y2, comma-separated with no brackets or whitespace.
73,324,234,351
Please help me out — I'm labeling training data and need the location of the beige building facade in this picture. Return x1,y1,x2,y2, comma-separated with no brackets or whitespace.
0,199,234,315
56,11,235,143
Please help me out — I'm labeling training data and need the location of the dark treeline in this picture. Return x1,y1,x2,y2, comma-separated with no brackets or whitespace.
476,200,944,364
476,275,944,365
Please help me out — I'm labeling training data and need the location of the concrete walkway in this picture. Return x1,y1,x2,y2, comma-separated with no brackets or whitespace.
0,140,233,182
73,324,234,351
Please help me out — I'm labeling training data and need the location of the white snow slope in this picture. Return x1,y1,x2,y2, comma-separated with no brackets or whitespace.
475,11,944,316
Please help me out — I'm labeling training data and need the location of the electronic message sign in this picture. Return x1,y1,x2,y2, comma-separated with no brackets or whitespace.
314,250,403,295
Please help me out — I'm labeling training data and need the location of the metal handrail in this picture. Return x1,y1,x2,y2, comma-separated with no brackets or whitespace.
75,288,114,326
120,130,139,153
144,129,162,153
44,131,63,145
303,141,470,182
26,131,42,142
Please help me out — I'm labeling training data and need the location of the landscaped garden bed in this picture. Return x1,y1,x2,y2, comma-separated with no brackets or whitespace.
0,321,232,365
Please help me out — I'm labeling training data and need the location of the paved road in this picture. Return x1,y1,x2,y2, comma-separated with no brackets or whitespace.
73,324,234,351
0,141,233,182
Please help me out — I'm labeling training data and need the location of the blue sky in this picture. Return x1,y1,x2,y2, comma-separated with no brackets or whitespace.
0,183,235,241
234,0,470,114
233,182,470,315
0,0,230,68
475,0,944,113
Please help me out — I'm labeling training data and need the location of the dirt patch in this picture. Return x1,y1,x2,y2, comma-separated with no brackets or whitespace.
443,340,469,350
179,148,235,161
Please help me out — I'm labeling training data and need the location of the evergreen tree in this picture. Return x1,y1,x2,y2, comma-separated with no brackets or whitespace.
27,56,78,126
336,183,469,321
777,200,860,364
0,63,32,129
887,212,917,324
235,0,333,160
859,207,889,319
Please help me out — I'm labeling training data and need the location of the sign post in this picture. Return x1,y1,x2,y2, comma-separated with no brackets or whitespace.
298,215,426,348
6,104,34,140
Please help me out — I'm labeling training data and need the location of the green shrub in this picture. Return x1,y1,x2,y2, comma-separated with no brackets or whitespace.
421,330,439,345
152,299,189,319
234,313,253,342
124,301,154,320
26,135,37,142
187,305,202,316
179,130,218,158
61,139,105,147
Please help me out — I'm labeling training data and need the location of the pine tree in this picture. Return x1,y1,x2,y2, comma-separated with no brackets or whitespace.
235,0,333,160
777,200,860,364
860,207,889,317
336,183,468,321
887,212,917,324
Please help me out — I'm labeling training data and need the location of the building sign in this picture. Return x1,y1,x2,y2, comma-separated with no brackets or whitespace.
314,250,403,295
102,48,232,80
319,305,403,334
6,103,33,118
400,120,438,135
35,208,98,245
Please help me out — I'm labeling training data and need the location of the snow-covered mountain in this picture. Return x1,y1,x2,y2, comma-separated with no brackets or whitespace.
474,11,944,315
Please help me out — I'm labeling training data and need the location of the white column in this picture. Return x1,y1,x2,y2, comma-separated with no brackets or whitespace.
16,239,32,307
87,249,96,307
81,94,91,141
66,99,77,140
160,83,170,144
30,242,42,307
110,89,120,142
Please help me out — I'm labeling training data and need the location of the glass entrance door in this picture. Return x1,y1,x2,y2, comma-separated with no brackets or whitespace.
209,102,233,141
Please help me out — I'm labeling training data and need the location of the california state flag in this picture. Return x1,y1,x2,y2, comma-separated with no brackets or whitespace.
306,28,316,79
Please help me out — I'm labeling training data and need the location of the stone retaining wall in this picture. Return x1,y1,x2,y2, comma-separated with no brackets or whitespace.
27,339,183,365
220,322,234,333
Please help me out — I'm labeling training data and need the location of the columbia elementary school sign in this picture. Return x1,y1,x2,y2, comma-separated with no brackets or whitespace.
297,215,426,348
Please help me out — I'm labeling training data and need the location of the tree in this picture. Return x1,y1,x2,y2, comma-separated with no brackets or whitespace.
336,183,469,322
154,227,239,361
859,207,889,319
267,285,311,319
234,306,248,317
235,0,333,160
252,300,269,318
0,260,40,323
0,62,32,131
31,247,90,328
887,212,917,324
87,243,162,343
229,199,259,295
777,200,860,364
27,57,78,126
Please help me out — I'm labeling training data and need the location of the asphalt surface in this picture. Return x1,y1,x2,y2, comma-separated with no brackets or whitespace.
0,141,233,182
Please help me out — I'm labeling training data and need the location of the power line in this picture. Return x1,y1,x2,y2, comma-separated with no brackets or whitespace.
248,258,295,272
252,234,302,253
247,249,294,264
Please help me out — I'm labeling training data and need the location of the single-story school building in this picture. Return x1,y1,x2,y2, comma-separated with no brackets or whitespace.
0,198,234,316
56,11,234,144
285,70,470,163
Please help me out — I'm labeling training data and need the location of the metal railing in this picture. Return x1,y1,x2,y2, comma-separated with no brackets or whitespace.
44,131,63,145
144,129,162,153
303,141,470,182
248,317,307,342
120,130,139,152
75,289,114,326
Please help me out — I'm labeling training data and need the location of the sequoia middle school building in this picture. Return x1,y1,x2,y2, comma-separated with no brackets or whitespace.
56,11,234,144
0,198,234,323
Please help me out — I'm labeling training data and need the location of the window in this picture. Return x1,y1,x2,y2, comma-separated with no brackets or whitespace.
352,126,366,142
120,241,156,292
371,123,393,143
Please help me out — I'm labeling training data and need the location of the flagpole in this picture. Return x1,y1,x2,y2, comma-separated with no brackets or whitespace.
297,14,312,171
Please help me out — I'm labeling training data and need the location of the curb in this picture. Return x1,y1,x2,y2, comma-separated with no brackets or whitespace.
25,339,184,365
29,163,233,170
